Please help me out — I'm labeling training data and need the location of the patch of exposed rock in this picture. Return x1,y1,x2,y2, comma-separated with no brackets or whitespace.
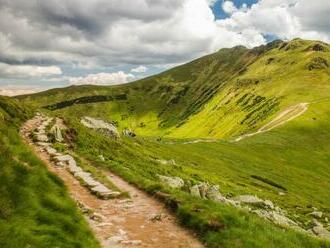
81,116,119,138
158,175,184,189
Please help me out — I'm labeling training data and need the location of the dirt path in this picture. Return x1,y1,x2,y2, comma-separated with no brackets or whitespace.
21,116,204,248
234,102,309,142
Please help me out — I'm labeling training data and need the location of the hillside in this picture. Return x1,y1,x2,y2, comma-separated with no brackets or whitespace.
19,39,330,139
0,96,99,247
17,38,330,247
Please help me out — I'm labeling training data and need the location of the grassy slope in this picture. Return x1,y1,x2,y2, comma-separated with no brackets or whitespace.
18,39,330,247
0,96,99,248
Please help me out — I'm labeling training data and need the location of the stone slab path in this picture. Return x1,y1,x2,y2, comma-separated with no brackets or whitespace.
20,115,204,248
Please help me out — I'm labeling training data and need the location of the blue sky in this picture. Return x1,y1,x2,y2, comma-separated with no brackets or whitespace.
211,0,258,19
0,0,329,95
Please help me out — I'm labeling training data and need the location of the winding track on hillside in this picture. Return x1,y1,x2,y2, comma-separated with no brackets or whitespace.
20,116,204,248
234,102,309,142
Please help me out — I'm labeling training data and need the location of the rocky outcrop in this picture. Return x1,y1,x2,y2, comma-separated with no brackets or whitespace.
81,116,119,138
310,220,330,239
50,124,63,142
158,175,184,189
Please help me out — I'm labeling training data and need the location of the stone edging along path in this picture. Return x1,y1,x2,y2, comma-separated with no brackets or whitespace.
21,114,204,248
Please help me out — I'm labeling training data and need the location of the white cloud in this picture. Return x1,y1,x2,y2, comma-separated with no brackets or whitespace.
0,85,44,96
131,65,148,73
222,1,238,14
0,63,62,78
0,0,329,86
207,0,218,6
69,71,136,85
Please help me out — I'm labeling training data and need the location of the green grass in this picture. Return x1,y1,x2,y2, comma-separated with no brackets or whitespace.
17,38,330,247
0,97,99,248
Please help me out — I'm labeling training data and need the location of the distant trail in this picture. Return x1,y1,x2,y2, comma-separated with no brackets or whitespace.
164,139,218,145
21,116,204,248
234,102,309,142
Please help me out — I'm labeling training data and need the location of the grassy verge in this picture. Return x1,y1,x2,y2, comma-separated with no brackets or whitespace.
61,115,330,248
0,97,100,248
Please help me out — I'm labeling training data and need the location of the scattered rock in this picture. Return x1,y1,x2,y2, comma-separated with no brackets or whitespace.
50,124,63,142
90,212,105,222
123,129,136,137
158,175,184,189
98,155,105,161
278,192,286,196
81,116,119,138
54,154,74,162
206,185,226,202
190,185,201,198
311,220,330,240
156,159,176,166
46,147,59,156
310,211,323,219
254,209,297,227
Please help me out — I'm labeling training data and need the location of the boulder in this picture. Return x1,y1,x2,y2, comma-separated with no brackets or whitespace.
206,185,226,202
198,182,209,199
312,220,330,239
234,195,273,209
254,209,297,227
310,211,323,218
50,124,63,142
158,175,184,189
190,185,201,198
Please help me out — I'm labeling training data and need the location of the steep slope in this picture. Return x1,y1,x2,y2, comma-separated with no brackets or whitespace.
17,39,330,247
19,39,330,140
0,96,99,247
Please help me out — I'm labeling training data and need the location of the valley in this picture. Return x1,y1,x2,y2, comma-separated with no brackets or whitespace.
1,38,330,248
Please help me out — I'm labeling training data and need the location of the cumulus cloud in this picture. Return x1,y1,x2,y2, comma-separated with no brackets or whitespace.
131,65,148,73
69,71,136,86
0,85,44,96
0,0,329,85
222,1,238,14
0,63,62,78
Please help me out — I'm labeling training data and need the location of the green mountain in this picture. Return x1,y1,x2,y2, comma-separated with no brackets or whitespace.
13,38,330,247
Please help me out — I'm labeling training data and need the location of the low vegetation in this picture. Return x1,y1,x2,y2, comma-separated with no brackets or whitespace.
17,38,330,247
0,97,99,248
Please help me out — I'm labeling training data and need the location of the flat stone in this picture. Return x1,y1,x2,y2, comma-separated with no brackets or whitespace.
68,163,83,174
91,184,120,199
54,155,74,162
37,134,48,142
36,142,51,147
46,147,58,156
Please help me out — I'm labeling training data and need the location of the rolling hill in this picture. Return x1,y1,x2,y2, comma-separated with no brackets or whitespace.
15,38,330,247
